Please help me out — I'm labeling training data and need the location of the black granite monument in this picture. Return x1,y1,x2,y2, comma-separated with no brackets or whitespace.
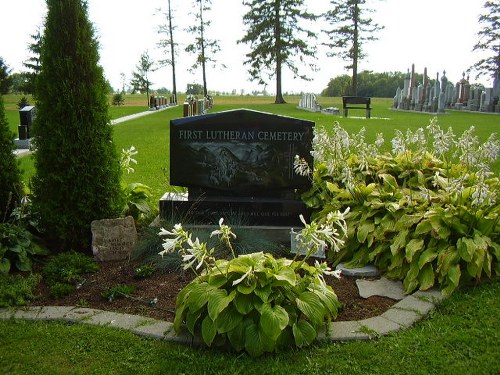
160,109,314,227
18,106,36,140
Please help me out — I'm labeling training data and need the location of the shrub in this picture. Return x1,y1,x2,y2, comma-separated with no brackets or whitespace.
0,273,40,307
297,120,500,296
134,264,156,279
0,223,48,273
0,94,23,222
16,96,30,109
42,251,99,298
159,215,346,356
112,93,125,106
31,0,122,251
49,282,76,299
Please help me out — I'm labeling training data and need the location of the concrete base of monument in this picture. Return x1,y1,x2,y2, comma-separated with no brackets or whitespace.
158,192,310,244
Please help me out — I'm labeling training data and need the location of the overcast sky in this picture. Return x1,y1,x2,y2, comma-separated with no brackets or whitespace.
1,0,492,95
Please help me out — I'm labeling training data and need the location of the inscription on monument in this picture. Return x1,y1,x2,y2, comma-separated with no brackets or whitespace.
170,109,314,196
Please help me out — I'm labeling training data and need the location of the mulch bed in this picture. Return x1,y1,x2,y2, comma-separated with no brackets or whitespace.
30,260,396,322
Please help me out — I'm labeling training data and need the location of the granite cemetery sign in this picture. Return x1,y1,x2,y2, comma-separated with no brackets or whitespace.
160,109,314,227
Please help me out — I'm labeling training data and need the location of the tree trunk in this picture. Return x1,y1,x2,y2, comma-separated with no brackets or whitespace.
351,0,360,96
168,0,177,103
200,0,208,97
274,1,286,104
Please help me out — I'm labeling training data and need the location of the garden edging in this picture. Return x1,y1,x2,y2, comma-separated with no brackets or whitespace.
0,288,445,345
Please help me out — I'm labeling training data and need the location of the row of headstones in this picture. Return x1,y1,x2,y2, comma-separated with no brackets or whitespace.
183,96,214,117
149,95,176,111
297,93,322,112
393,66,500,114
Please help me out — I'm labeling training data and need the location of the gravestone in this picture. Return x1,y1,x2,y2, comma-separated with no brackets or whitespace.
18,105,36,140
91,216,137,261
160,109,314,229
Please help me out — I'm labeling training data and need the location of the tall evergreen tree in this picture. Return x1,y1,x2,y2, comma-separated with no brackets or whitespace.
32,0,122,251
470,1,499,81
239,0,317,104
22,28,43,95
0,93,23,222
323,0,384,96
130,51,155,106
185,0,222,97
0,58,13,95
157,0,178,103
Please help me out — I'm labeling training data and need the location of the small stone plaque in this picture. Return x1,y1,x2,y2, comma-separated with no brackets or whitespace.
91,216,137,261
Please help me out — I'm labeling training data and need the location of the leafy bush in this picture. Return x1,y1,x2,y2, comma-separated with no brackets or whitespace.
297,120,500,296
0,273,40,307
0,223,48,273
42,251,99,298
159,215,346,356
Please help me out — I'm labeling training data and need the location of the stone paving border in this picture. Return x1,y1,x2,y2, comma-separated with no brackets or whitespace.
0,288,445,346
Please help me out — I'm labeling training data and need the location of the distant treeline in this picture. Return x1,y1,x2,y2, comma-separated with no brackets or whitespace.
322,71,432,98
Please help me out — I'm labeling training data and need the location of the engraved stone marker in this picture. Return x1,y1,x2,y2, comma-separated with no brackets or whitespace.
91,216,137,261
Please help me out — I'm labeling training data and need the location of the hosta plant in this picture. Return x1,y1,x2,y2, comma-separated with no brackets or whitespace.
158,215,347,356
120,146,153,221
296,120,500,296
0,223,48,273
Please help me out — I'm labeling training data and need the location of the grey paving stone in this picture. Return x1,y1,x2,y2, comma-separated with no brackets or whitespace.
62,307,101,322
12,306,45,320
130,320,173,340
31,306,75,320
0,308,15,320
321,321,370,341
393,295,435,315
356,277,405,300
358,316,403,336
85,311,148,330
381,307,420,328
336,263,379,277
412,289,445,304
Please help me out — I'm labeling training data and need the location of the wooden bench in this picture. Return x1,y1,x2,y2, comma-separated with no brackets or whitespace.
342,96,372,118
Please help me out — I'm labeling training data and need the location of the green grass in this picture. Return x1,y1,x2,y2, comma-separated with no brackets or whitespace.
0,279,498,374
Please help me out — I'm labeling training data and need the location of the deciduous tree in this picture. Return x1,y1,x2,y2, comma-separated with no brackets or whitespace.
239,0,317,104
323,0,384,95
